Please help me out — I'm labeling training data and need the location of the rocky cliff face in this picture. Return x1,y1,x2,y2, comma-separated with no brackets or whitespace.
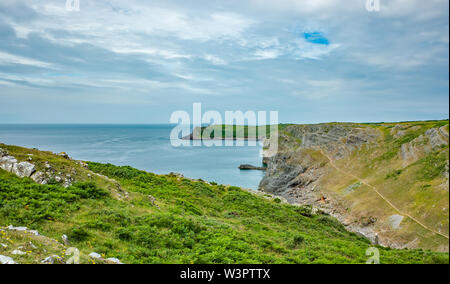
260,124,379,199
259,121,449,251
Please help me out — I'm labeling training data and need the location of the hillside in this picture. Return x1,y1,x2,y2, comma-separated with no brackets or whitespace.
0,141,448,264
260,120,449,252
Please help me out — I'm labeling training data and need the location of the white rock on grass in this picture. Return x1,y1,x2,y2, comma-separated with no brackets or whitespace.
61,234,69,245
0,255,16,264
11,250,26,256
6,225,39,236
12,162,36,178
106,258,123,264
41,256,55,264
7,225,27,231
89,252,102,259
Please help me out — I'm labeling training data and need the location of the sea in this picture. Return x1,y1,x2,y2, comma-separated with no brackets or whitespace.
0,124,265,190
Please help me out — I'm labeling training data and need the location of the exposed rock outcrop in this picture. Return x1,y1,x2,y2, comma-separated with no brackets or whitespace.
238,164,266,171
260,124,379,199
0,148,75,187
259,123,449,250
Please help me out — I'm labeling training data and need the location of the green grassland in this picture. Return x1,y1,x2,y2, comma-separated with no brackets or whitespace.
0,142,448,264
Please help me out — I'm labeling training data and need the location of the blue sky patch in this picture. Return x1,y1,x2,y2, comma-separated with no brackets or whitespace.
304,32,330,45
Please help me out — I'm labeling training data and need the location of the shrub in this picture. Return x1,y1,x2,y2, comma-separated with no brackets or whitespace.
68,227,90,242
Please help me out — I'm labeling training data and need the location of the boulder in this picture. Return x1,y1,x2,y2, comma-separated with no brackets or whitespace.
11,249,26,255
30,171,49,185
0,255,16,264
12,162,36,178
89,252,102,259
0,156,17,172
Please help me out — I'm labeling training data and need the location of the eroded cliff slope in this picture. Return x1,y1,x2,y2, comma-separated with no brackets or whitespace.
260,120,449,252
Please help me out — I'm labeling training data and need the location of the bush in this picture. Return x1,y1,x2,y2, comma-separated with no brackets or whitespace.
68,227,90,242
70,182,109,199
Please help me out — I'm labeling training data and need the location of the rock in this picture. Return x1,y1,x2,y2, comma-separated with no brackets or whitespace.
12,162,36,178
58,152,71,160
0,156,17,172
42,255,64,264
7,225,28,231
28,242,37,249
238,164,266,171
0,153,36,178
1,243,7,249
30,171,48,185
388,215,404,230
390,125,406,138
0,148,8,157
77,161,88,169
426,128,448,149
0,255,16,264
41,256,55,264
11,249,26,255
105,258,123,264
89,252,102,259
61,234,69,245
148,195,160,209
6,225,39,236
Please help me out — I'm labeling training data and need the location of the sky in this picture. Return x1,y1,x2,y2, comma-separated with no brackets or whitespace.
0,0,448,124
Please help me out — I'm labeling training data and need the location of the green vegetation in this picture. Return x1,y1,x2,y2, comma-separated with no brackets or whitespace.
418,151,448,181
197,125,274,139
0,144,448,264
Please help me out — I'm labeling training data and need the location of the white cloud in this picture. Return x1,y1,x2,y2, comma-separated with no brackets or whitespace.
203,55,227,65
111,48,191,59
253,49,281,60
0,51,54,68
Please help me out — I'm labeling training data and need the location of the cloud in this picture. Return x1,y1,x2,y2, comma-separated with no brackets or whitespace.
0,0,448,123
252,49,281,60
0,51,54,68
203,55,227,65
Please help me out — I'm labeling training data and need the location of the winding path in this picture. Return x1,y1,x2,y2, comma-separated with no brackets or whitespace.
320,150,449,240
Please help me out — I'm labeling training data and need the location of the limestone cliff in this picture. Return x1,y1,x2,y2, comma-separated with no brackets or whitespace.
260,121,450,252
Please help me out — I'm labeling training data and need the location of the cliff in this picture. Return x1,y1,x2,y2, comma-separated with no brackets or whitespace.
260,120,449,252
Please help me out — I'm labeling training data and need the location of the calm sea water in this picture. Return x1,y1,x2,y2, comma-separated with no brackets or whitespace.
0,125,265,189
